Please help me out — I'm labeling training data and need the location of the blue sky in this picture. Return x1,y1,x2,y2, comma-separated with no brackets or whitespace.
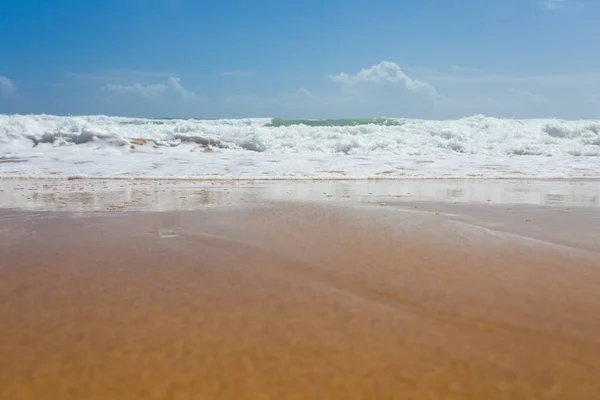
1,0,599,119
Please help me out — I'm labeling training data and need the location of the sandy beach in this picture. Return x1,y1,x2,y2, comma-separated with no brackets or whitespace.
1,179,600,399
4,1,600,397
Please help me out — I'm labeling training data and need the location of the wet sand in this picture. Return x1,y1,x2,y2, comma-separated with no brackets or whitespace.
1,180,600,399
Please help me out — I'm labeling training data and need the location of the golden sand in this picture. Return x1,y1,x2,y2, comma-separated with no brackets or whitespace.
1,201,599,399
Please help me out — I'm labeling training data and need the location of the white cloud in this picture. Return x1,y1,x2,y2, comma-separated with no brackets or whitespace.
328,61,439,99
32,61,599,119
295,87,311,97
220,63,445,119
0,76,16,95
104,77,195,100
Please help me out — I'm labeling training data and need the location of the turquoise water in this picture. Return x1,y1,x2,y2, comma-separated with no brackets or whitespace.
266,118,403,127
118,117,404,127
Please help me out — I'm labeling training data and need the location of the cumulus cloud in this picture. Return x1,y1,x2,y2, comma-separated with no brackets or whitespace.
328,61,439,99
104,77,195,99
95,77,199,117
0,76,16,95
27,61,599,119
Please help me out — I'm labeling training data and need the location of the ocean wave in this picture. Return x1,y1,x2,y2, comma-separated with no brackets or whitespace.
1,114,600,179
2,114,599,157
266,118,403,127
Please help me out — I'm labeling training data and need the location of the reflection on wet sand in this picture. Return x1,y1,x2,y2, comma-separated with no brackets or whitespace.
0,179,599,212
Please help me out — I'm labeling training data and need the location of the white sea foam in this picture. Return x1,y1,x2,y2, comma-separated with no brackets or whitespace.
1,114,599,179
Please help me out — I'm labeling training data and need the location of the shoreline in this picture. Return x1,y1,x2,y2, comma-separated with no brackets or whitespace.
1,175,600,181
2,178,599,212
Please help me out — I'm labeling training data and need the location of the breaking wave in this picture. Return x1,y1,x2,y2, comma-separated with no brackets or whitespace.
2,114,600,157
1,114,600,179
